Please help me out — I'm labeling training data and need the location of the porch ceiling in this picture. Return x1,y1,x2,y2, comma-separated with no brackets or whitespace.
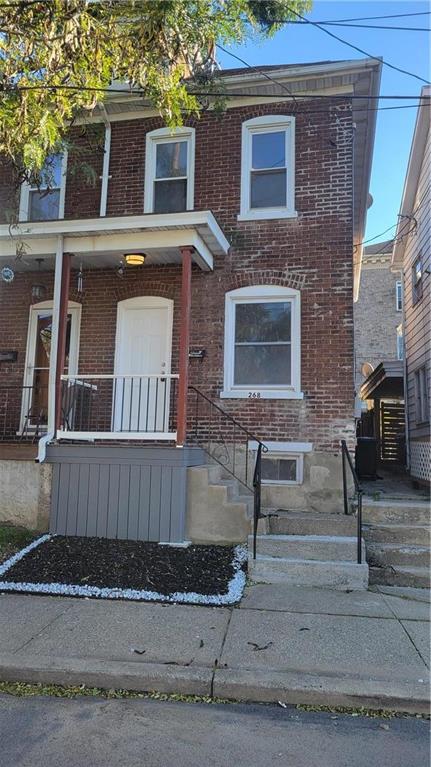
0,211,230,273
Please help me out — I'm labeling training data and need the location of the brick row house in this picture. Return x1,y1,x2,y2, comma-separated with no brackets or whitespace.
0,59,381,585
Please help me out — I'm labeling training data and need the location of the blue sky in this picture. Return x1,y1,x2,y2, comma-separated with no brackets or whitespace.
218,0,430,242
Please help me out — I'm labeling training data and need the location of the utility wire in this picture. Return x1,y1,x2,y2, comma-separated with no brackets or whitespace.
4,83,430,101
293,12,431,22
288,21,430,31
2,83,430,116
216,43,298,105
358,187,430,250
283,7,431,86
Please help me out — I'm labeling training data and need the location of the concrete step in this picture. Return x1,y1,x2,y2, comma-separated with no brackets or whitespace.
249,534,364,563
369,565,430,589
362,500,430,525
366,542,430,569
268,511,357,537
363,523,430,546
248,555,368,591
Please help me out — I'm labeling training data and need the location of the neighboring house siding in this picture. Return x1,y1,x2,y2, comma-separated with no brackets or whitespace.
403,126,430,481
0,98,355,455
354,252,402,394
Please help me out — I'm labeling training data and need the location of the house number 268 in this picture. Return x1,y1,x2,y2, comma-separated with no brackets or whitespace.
248,392,261,399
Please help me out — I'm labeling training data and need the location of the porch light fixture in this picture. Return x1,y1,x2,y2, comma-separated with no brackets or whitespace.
124,252,145,266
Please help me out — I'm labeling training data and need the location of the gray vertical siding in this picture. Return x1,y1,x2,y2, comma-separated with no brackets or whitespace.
47,445,205,543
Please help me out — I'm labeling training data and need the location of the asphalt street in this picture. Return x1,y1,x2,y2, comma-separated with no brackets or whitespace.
0,693,429,767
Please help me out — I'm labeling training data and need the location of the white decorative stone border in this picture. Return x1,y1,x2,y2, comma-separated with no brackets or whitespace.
0,536,247,606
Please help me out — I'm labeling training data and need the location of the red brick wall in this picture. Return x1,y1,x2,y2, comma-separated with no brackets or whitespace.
0,99,355,450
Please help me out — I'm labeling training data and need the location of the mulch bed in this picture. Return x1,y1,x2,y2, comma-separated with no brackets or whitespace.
0,535,247,604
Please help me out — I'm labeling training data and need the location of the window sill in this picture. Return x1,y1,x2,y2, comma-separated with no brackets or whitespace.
220,390,304,400
262,480,302,487
237,209,298,222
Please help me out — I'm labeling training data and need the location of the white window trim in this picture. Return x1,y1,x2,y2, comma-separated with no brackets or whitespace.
395,280,402,311
248,441,312,453
19,151,68,223
248,441,312,486
238,115,297,222
221,284,302,400
144,126,195,214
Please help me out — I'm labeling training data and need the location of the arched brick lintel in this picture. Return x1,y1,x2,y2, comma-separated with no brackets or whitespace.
114,281,177,303
224,268,306,292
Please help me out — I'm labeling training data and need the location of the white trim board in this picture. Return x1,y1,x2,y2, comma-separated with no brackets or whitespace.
248,441,313,453
56,431,177,441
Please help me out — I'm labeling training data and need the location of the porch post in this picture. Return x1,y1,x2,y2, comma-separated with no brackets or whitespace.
176,246,193,446
55,252,72,431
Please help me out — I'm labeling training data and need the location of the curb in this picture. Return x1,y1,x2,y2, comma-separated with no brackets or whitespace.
0,654,429,714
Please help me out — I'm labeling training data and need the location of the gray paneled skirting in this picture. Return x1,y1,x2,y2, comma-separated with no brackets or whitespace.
46,445,205,543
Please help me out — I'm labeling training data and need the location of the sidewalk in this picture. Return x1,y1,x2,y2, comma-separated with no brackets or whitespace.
0,584,429,713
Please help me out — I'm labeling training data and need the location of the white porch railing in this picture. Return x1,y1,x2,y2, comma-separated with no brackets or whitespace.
58,374,179,441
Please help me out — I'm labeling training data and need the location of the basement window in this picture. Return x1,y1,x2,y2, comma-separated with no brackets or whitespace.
249,441,312,486
261,453,302,485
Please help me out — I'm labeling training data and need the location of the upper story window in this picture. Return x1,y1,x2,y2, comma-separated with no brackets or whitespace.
19,153,67,222
221,285,302,400
239,116,296,222
412,255,423,304
144,127,195,214
395,280,403,311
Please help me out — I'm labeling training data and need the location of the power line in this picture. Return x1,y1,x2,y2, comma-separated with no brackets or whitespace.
359,187,430,251
5,83,430,101
288,21,430,31
294,12,431,22
216,44,298,105
283,7,431,86
2,83,430,116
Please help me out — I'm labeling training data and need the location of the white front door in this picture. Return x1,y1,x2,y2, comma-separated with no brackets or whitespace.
113,297,173,432
21,301,81,432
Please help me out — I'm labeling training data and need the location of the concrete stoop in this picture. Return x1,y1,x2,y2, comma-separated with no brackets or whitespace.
186,463,254,544
248,530,368,591
362,498,430,589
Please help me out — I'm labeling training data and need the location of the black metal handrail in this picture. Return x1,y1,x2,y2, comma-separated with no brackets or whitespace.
341,439,363,565
188,385,267,559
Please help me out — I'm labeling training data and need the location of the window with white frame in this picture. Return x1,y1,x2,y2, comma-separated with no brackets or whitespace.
261,453,302,485
396,280,402,311
239,116,296,221
144,127,195,214
249,441,312,485
414,366,429,424
20,153,67,222
222,285,302,399
412,255,423,304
